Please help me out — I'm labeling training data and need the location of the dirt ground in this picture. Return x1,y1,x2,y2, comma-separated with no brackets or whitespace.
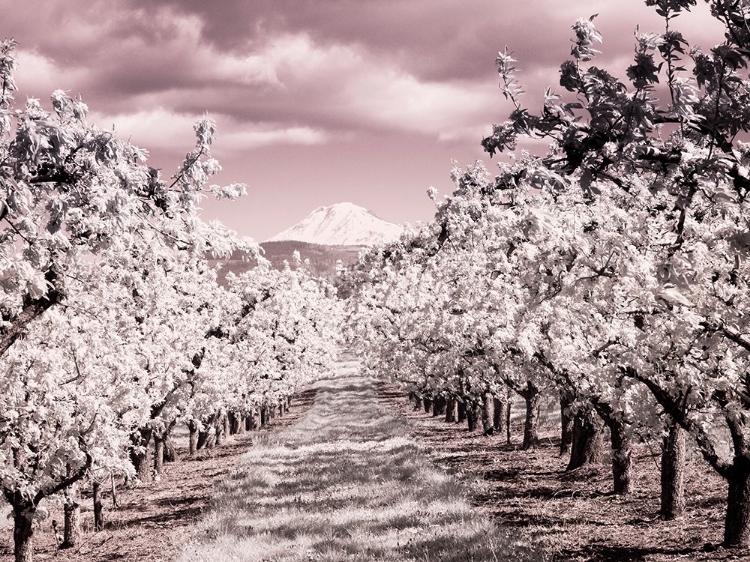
376,380,750,562
4,373,747,562
177,360,540,562
0,387,316,562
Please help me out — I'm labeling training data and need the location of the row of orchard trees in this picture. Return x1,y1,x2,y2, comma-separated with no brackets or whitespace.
346,0,750,549
0,40,341,562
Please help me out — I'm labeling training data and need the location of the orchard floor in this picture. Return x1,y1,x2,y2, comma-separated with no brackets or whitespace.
4,360,743,562
0,386,318,562
177,359,539,561
382,381,750,562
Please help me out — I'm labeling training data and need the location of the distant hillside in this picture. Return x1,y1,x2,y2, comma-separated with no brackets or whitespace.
210,240,365,284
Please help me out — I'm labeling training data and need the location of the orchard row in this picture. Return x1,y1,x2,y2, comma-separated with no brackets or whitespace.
0,40,342,562
345,0,750,550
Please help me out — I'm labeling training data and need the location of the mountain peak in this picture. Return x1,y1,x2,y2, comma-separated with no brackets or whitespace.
266,202,403,246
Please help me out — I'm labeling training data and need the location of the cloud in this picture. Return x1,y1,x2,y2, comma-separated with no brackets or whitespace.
8,0,727,149
88,108,329,153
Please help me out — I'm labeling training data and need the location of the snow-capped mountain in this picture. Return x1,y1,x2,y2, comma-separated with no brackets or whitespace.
266,202,404,246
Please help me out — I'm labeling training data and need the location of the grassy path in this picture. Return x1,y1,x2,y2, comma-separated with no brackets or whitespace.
178,360,541,562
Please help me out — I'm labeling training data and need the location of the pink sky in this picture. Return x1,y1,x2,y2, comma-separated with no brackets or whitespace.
7,1,722,241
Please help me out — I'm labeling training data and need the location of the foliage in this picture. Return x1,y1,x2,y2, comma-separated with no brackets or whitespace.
347,0,750,547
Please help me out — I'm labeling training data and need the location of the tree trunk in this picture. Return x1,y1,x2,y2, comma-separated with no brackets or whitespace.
724,457,750,547
445,397,457,423
522,382,541,450
130,427,153,483
61,477,80,549
493,397,507,437
197,429,212,450
466,404,476,431
227,412,237,435
423,396,433,414
93,481,104,532
467,401,481,431
660,420,685,520
248,410,258,431
482,393,494,433
566,409,604,471
237,414,245,434
110,472,119,509
609,417,632,495
223,413,231,439
260,405,268,427
186,421,198,455
506,397,512,444
215,416,225,447
433,395,446,417
153,435,165,479
12,494,35,562
163,437,176,462
413,395,424,411
560,389,575,455
457,400,467,423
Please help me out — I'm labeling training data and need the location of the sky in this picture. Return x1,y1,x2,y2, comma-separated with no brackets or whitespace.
4,0,724,241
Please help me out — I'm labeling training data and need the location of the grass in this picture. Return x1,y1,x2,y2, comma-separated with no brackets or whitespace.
178,360,543,562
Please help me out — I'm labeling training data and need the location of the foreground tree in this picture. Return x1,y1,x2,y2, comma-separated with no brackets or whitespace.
0,39,253,562
480,0,750,547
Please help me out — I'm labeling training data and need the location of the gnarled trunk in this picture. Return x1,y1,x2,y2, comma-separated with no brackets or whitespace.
724,457,750,547
93,481,104,532
482,393,494,433
223,413,231,439
445,396,457,423
433,395,447,417
457,400,467,423
227,411,238,435
660,420,685,520
187,420,199,457
466,401,480,431
493,396,507,437
592,399,633,495
566,408,604,471
130,427,153,483
559,389,575,455
521,382,540,450
153,435,165,479
196,414,216,450
110,472,119,509
608,417,632,494
423,396,433,414
61,475,80,548
163,436,176,462
215,415,226,447
12,494,35,562
506,397,512,444
413,395,424,411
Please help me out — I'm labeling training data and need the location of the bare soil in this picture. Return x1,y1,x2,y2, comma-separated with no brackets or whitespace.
6,372,745,562
376,380,750,562
0,387,316,562
177,361,541,562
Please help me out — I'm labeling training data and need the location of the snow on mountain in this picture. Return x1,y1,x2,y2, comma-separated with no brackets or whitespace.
266,202,404,246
